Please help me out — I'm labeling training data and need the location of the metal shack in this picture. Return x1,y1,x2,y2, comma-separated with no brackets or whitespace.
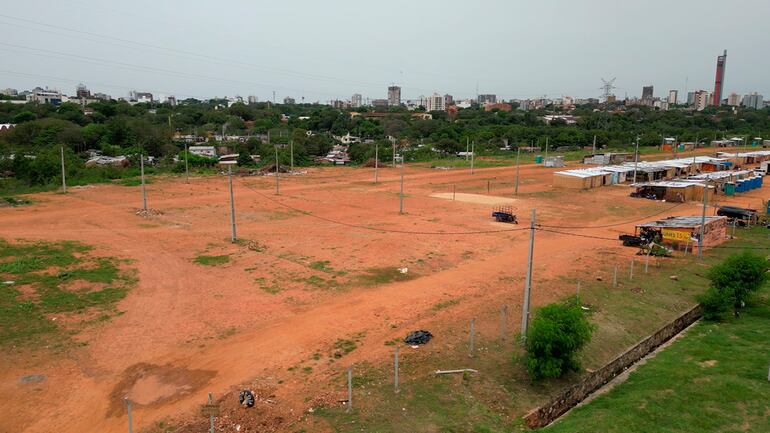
553,169,612,189
636,216,727,249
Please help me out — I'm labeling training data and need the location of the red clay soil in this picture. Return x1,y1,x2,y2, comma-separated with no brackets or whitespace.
0,148,766,433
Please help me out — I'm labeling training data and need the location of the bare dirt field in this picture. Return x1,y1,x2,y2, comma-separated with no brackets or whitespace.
0,148,767,433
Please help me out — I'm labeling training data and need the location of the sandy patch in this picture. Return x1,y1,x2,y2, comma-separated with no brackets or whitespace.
430,192,516,205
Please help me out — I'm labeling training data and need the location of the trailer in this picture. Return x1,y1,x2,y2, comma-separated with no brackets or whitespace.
491,205,518,223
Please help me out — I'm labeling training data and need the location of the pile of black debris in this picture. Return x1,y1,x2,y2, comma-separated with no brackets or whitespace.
404,330,433,345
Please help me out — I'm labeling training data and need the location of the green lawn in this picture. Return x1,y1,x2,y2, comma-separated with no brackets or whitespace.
544,291,770,433
0,239,135,347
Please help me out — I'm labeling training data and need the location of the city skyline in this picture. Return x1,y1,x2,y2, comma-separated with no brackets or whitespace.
0,1,769,102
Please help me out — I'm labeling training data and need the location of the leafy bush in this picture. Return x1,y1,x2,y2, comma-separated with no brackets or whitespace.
699,252,769,320
525,296,593,380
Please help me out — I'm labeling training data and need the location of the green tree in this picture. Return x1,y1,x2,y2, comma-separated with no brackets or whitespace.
525,297,593,380
699,252,769,320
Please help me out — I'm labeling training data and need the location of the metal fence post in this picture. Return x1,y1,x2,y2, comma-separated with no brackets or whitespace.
125,397,133,433
613,265,618,288
629,258,635,281
469,318,475,357
347,366,353,412
394,347,400,393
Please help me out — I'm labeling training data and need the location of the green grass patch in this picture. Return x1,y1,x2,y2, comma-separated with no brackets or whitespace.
117,177,153,187
433,298,460,310
193,254,230,266
353,267,416,287
0,238,135,346
334,338,357,356
1,196,32,207
310,260,333,273
545,292,770,433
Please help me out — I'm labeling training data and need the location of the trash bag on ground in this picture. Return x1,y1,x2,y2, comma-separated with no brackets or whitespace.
404,330,433,345
239,390,255,407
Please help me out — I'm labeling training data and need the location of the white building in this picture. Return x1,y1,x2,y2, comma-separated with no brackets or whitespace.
742,93,764,110
726,93,741,106
693,90,709,111
27,87,63,105
351,93,362,108
667,90,678,105
422,93,445,112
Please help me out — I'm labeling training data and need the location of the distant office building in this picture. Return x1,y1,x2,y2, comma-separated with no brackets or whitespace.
477,94,497,104
1,88,18,96
129,91,153,103
330,99,347,109
444,94,454,106
247,95,258,104
667,90,678,105
75,83,91,99
726,93,741,106
283,96,296,104
28,87,63,105
165,95,177,106
712,50,727,106
387,85,401,106
642,86,654,100
372,98,389,108
686,92,696,106
92,92,110,100
741,92,764,110
693,90,709,111
422,93,445,112
351,93,362,107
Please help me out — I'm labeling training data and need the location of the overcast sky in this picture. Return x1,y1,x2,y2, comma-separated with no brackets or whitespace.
1,0,768,102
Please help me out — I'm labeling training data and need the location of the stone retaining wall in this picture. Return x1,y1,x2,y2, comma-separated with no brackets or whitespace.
523,304,702,429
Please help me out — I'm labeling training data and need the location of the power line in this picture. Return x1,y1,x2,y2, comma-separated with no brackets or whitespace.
236,178,530,235
536,202,687,229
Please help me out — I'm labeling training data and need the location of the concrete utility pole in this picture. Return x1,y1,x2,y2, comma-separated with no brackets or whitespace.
394,346,400,393
290,139,294,172
274,146,280,195
125,398,133,433
515,147,521,195
140,152,147,211
470,141,475,174
60,146,67,193
521,209,536,343
466,137,469,161
391,137,396,167
698,180,709,258
469,318,475,357
228,165,236,243
592,135,597,153
184,141,190,183
346,366,353,412
399,156,405,214
208,393,215,433
374,143,379,184
545,137,549,159
632,136,640,184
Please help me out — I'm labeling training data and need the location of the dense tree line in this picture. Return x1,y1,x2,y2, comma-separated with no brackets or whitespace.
1,98,768,190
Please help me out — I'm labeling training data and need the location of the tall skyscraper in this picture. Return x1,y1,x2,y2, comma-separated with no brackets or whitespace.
425,93,445,112
711,50,727,106
667,90,678,105
726,92,741,106
642,86,654,100
387,85,401,106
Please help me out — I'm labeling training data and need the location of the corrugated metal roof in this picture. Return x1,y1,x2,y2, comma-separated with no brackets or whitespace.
637,216,726,228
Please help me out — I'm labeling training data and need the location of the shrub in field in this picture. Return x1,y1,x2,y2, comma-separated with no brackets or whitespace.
525,296,593,380
700,251,769,320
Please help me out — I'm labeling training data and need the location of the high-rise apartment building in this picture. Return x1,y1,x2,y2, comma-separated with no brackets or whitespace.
477,94,497,104
726,93,741,106
75,83,90,99
351,93,362,107
741,93,764,110
247,95,258,104
693,90,709,111
283,96,296,104
387,85,401,106
424,93,445,112
642,86,654,100
667,90,678,105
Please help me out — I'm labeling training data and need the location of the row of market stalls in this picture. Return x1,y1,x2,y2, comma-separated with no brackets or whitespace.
553,155,735,190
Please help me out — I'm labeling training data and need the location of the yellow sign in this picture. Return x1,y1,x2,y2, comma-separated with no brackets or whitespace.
661,229,691,241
